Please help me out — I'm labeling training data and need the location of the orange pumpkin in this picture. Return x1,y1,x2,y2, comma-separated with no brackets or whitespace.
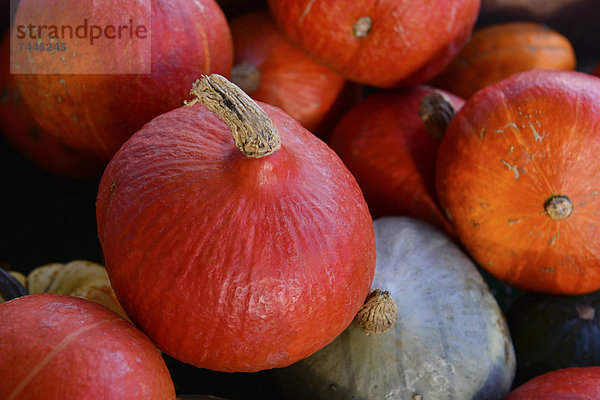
229,11,356,137
0,35,105,179
432,22,576,99
436,69,600,295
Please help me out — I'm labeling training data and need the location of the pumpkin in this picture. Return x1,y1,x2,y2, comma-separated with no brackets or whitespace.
96,74,376,372
0,268,27,302
266,0,481,87
0,293,175,399
431,22,576,99
506,290,600,386
0,261,127,318
504,367,600,399
229,11,357,137
273,217,516,400
435,69,600,294
0,35,105,179
328,86,464,235
477,0,600,59
11,0,233,160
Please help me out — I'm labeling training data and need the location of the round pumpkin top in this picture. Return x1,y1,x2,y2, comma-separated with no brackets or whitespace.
96,76,376,372
266,0,480,87
436,69,600,294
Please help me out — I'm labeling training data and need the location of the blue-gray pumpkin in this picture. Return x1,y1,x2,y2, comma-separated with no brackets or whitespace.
273,217,516,400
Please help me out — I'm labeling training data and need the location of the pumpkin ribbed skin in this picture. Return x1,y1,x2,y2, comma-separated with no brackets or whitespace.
273,217,515,400
266,0,480,87
436,69,600,294
0,294,175,400
432,22,576,99
505,367,600,399
12,0,233,160
328,86,464,235
96,100,376,372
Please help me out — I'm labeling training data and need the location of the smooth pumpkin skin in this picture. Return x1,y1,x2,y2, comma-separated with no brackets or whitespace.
436,69,600,294
0,36,105,179
96,100,376,372
266,0,481,87
432,22,576,99
328,86,464,236
273,217,516,400
0,293,175,400
504,367,600,399
506,290,600,387
229,11,350,136
12,0,233,160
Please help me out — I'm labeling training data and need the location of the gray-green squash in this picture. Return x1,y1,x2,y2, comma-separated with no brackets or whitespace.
273,217,516,400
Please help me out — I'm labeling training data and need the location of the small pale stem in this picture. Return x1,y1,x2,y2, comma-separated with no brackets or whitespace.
185,74,281,158
576,304,595,320
355,288,398,335
353,16,372,38
418,90,456,140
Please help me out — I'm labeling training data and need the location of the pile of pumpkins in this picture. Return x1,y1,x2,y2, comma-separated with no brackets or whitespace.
1,0,600,399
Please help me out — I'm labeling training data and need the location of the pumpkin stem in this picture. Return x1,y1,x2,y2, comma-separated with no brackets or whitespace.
575,304,595,320
353,16,372,38
355,288,398,335
545,195,572,220
185,74,281,158
231,62,261,94
418,90,456,140
0,268,28,302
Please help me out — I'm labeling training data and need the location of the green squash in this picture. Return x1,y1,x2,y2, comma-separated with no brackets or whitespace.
506,290,600,387
273,217,516,399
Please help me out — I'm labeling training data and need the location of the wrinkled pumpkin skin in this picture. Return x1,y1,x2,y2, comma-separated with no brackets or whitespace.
505,367,600,399
0,294,175,400
96,99,376,373
12,0,233,160
436,69,600,294
266,0,481,87
273,217,515,400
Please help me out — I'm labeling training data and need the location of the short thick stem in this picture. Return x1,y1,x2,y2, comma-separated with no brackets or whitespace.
355,288,398,335
186,74,281,158
418,90,456,140
545,195,572,220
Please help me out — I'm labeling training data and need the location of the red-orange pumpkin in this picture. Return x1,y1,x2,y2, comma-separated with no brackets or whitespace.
0,35,104,179
12,0,233,160
96,75,376,372
431,21,576,99
436,69,600,294
504,367,600,399
229,11,356,137
328,86,464,235
266,0,480,87
0,293,175,400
